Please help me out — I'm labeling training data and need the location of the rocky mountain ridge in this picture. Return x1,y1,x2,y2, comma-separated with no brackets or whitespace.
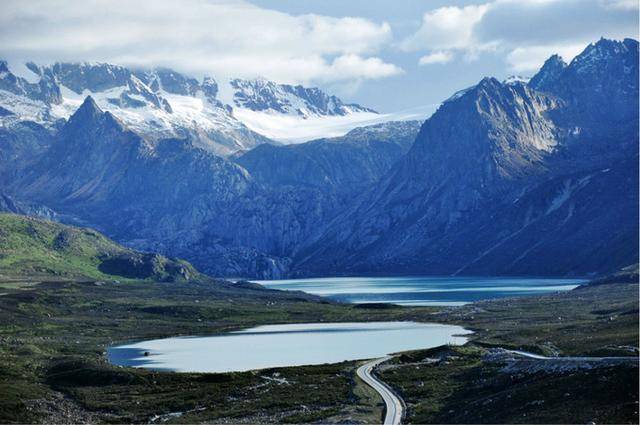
294,38,639,277
0,60,376,156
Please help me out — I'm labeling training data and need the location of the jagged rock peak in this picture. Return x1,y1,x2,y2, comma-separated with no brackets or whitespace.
529,54,567,91
64,95,128,136
569,37,638,73
70,95,102,121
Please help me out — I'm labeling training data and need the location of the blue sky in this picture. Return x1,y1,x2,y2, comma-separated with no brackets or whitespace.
1,0,638,113
252,0,639,111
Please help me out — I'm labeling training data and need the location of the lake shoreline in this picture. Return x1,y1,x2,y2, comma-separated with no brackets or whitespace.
107,321,473,374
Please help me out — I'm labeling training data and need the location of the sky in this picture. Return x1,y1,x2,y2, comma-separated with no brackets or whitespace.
0,0,638,113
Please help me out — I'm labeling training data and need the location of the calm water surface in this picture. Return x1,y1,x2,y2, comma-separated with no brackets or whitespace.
108,322,471,373
257,276,585,306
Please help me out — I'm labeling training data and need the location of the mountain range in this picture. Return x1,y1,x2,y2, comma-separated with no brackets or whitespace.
0,61,375,156
0,37,637,278
296,38,639,276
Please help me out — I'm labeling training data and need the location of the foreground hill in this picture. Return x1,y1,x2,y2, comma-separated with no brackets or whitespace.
0,213,197,281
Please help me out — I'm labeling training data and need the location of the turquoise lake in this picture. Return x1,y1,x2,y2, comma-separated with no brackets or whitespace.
256,276,586,306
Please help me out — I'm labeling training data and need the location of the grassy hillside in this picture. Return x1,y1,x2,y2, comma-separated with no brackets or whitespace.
0,213,197,282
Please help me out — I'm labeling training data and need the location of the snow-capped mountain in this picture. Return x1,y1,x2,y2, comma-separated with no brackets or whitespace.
219,78,376,117
0,61,378,155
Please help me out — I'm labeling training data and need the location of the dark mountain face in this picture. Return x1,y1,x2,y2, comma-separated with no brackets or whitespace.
448,158,638,276
0,120,56,185
215,121,421,261
18,96,154,205
235,121,419,194
530,38,639,159
294,38,639,277
528,54,567,93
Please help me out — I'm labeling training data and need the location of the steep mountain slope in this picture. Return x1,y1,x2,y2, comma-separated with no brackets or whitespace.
235,121,419,194
18,97,252,208
12,97,287,277
295,38,639,277
2,38,636,279
9,98,412,278
0,120,56,184
531,38,639,163
528,55,567,92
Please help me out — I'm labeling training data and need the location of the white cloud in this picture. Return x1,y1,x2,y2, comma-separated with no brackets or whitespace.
401,5,490,52
506,43,586,72
404,0,639,71
0,0,400,85
322,54,403,81
418,51,454,65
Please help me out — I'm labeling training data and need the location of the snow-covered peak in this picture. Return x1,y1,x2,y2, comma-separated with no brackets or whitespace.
6,61,41,84
220,77,376,118
503,75,530,85
0,60,383,153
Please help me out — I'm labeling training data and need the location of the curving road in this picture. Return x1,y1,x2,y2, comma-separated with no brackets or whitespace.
357,356,403,425
505,349,638,362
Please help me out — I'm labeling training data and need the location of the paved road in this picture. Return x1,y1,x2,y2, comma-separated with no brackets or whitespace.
506,349,638,362
357,356,403,425
355,349,636,425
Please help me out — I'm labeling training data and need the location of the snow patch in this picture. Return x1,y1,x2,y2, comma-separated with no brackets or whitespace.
504,75,531,85
233,104,435,143
444,86,474,103
0,90,50,124
6,62,40,84
546,176,593,215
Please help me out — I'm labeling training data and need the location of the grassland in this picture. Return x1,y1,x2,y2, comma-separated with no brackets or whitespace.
438,280,639,357
0,213,637,424
379,344,638,424
0,277,439,424
378,281,639,424
2,276,637,424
